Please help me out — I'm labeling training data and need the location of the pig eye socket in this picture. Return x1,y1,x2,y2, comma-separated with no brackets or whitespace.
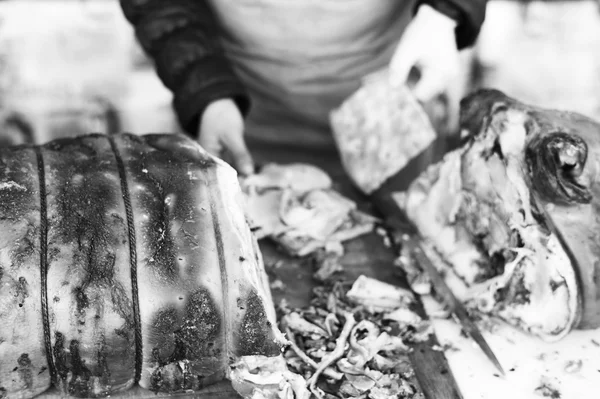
526,131,592,205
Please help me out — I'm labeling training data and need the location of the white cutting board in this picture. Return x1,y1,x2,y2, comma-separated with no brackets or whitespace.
422,297,600,399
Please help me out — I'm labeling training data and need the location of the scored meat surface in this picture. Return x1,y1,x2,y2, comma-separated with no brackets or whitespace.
395,89,600,341
0,133,291,398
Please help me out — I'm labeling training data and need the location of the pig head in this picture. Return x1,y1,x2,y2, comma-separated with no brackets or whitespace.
460,89,600,330
398,89,600,341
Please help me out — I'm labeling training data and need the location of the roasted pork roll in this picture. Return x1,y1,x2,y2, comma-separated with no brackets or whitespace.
0,133,289,398
395,89,600,341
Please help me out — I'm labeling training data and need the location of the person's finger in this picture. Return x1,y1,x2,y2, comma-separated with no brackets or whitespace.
223,131,255,176
389,40,417,86
412,67,448,103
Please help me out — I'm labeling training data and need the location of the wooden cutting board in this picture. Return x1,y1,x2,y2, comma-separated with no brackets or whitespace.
264,233,461,399
260,164,462,399
238,141,462,399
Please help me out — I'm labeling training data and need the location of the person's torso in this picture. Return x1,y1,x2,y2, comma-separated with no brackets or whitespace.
207,0,416,151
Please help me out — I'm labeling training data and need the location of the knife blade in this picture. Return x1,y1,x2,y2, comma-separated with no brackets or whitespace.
403,234,506,377
375,194,506,376
332,69,505,377
367,197,463,399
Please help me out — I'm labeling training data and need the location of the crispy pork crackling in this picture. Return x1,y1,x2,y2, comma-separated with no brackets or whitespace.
0,133,308,399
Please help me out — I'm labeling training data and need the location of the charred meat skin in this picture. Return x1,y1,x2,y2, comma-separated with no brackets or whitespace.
0,146,50,398
44,136,137,397
0,133,285,398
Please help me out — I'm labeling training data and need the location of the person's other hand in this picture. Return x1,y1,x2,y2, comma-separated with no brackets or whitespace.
198,98,255,176
389,4,460,102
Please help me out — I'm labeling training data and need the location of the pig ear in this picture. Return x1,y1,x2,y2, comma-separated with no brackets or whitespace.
459,89,513,139
526,132,593,205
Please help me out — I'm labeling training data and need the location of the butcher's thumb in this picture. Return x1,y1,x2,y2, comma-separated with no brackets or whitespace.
226,134,255,177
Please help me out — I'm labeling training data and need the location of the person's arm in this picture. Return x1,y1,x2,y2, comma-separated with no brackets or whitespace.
120,0,250,135
416,0,487,49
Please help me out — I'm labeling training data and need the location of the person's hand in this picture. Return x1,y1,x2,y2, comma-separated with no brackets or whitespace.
198,98,255,176
389,4,460,102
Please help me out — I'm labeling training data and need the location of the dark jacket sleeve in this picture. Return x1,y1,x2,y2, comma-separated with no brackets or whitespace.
417,0,488,49
120,0,250,136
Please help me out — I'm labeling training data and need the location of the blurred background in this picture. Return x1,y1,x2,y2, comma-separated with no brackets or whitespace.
0,0,598,146
0,0,181,146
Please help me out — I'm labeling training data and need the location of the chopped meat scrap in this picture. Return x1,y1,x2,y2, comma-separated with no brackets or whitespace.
241,163,377,257
278,278,428,399
534,379,561,399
